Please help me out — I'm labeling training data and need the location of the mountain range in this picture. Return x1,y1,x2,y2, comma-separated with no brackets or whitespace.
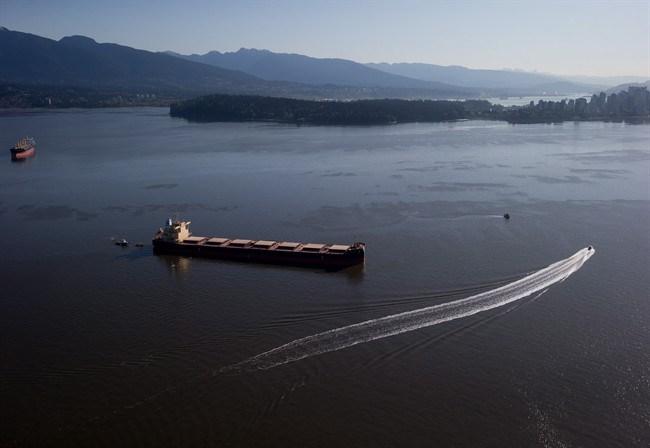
170,48,467,91
172,48,601,95
366,62,602,94
0,26,646,107
0,27,478,103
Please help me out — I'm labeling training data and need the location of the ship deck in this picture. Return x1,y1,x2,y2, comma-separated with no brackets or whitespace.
178,236,354,254
152,232,365,270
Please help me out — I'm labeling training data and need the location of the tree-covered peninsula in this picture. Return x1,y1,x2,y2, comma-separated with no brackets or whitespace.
170,87,649,125
170,95,492,124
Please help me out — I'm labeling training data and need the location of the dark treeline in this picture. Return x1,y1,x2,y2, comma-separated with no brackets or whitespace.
170,95,497,124
170,87,649,125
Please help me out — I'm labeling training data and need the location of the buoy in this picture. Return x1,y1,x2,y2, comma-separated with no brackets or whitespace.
503,213,510,220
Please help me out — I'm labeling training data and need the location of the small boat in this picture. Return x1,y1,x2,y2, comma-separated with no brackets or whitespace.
152,218,365,270
115,239,129,247
503,213,510,220
10,137,36,160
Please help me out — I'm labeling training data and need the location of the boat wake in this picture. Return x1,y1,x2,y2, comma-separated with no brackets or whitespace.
223,247,594,372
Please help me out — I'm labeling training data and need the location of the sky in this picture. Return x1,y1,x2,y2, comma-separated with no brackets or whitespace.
1,0,649,77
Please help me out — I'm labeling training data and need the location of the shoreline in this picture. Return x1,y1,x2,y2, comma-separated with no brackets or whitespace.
0,105,648,126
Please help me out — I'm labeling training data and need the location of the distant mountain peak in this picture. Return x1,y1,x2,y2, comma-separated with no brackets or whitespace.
235,48,270,55
59,35,98,47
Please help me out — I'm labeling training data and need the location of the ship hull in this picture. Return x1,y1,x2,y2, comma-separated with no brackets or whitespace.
152,238,365,270
10,147,35,160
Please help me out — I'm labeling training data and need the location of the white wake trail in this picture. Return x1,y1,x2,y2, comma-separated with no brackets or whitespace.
225,247,595,372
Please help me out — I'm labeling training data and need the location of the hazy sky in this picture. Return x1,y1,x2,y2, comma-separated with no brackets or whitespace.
2,0,649,77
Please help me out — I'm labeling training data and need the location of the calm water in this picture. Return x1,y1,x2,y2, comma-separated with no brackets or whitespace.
1,108,648,447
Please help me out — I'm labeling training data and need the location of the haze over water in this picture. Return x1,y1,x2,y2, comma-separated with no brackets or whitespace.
1,109,648,446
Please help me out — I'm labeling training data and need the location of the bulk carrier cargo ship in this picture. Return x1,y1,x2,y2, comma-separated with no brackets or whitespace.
10,137,36,160
152,219,365,270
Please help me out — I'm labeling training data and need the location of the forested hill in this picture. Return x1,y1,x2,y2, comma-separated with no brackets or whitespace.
0,28,262,94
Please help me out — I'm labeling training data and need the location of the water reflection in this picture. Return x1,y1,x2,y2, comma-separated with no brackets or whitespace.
156,250,365,278
114,245,152,261
157,254,192,277
343,262,365,283
9,155,35,164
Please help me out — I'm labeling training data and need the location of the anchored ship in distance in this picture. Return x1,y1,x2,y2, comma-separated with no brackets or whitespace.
10,137,36,160
153,219,366,270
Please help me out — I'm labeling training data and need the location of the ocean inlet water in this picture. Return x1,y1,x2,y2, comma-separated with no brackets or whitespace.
0,108,648,447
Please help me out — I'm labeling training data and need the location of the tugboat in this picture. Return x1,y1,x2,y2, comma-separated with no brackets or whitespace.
152,218,365,270
10,137,36,161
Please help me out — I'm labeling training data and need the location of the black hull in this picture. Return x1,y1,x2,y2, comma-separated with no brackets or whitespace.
152,239,365,270
10,146,35,161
